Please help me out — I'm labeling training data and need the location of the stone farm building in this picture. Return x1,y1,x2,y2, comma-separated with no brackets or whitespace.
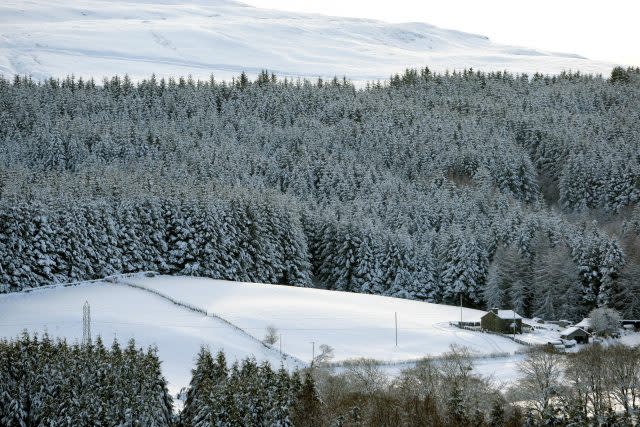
481,309,523,334
560,326,590,344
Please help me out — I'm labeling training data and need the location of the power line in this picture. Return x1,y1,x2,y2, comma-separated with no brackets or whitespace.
0,319,452,332
82,301,91,346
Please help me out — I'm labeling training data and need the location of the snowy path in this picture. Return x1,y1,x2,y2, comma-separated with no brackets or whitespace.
347,354,525,386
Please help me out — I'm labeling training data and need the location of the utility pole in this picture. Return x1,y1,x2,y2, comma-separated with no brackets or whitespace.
460,294,463,326
395,312,398,347
82,301,91,346
311,341,315,365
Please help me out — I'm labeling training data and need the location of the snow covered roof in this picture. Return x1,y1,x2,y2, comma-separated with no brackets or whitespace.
560,326,589,337
575,318,591,328
486,309,522,320
497,310,522,320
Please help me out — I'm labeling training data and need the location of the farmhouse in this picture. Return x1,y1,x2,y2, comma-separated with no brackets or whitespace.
481,309,523,334
560,326,590,344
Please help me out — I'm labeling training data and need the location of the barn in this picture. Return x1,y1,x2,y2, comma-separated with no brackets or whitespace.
481,309,523,334
560,326,590,344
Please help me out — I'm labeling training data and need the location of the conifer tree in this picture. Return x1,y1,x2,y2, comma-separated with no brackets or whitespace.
291,371,323,427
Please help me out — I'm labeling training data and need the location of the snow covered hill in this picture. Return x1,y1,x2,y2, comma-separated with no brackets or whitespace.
0,279,297,398
122,275,523,361
0,275,526,395
0,0,613,83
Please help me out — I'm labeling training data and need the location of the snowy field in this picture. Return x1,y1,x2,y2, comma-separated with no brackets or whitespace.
0,280,297,398
5,274,637,398
0,0,614,83
123,275,525,362
0,274,528,395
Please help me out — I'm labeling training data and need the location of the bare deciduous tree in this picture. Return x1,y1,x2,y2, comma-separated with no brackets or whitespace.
342,358,388,395
314,344,334,365
263,325,279,346
565,345,608,420
606,345,640,416
590,307,621,337
514,348,563,417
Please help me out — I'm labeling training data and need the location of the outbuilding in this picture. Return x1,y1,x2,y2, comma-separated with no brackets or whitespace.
560,326,590,344
622,320,640,331
481,309,523,334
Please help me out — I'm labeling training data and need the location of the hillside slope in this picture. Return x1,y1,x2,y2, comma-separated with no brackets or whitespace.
0,280,297,397
0,0,613,82
0,275,525,395
122,275,523,360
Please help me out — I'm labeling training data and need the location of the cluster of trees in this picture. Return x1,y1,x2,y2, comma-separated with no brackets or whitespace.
311,346,521,427
180,348,319,426
1,67,639,319
0,333,173,426
511,345,640,425
0,195,311,292
179,345,521,427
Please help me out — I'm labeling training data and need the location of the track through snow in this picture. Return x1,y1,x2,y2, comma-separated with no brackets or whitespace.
0,0,614,82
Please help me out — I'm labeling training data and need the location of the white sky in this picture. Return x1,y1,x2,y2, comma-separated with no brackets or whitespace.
242,0,639,66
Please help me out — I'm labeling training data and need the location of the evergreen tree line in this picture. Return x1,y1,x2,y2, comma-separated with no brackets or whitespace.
0,333,173,426
1,67,640,319
0,195,311,292
3,194,637,320
179,348,316,427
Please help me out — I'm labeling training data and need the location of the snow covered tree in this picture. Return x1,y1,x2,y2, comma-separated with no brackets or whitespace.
572,226,625,308
438,229,488,306
484,246,511,310
589,307,622,337
351,229,383,294
291,371,322,427
380,232,415,296
1,68,639,317
532,243,584,320
182,346,217,426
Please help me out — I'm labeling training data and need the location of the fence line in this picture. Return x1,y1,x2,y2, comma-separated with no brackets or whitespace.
4,271,159,295
450,322,536,347
106,274,307,367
